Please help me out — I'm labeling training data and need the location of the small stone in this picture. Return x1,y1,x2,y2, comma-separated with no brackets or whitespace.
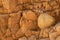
38,13,55,29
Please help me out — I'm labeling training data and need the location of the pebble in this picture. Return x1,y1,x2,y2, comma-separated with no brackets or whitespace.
38,13,55,29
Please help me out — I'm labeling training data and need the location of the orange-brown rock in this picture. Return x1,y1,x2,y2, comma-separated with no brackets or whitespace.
8,11,21,34
23,10,37,20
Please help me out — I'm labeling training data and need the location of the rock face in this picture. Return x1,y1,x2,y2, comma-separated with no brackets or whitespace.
38,13,55,29
0,0,60,40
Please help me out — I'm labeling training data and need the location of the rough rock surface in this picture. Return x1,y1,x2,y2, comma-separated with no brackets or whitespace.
0,0,60,40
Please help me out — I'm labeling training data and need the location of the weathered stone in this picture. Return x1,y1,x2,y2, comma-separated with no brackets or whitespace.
38,13,55,29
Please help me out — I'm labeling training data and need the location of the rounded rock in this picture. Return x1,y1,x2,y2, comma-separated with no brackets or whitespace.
38,13,55,29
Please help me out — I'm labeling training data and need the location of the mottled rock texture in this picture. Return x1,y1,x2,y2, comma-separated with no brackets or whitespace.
0,0,60,40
